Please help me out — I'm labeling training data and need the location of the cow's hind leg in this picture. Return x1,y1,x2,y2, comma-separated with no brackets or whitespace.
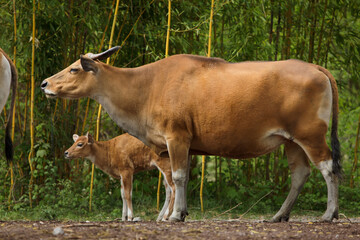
295,134,339,222
272,141,310,222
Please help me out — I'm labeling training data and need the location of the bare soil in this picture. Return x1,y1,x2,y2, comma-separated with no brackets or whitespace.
1,219,360,239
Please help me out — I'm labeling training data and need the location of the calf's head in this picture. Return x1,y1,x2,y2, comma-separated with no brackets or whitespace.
41,46,120,99
64,133,95,159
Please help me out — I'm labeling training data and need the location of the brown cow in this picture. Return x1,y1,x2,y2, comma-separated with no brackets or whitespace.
0,48,17,163
64,132,174,221
41,47,341,222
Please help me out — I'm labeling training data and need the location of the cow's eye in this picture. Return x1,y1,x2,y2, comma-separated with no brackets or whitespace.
70,68,80,74
77,143,83,147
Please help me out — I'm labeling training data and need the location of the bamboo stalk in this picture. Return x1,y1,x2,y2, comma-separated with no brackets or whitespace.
8,0,17,210
157,0,172,211
23,81,29,133
156,171,162,211
111,0,156,65
90,0,120,212
200,0,215,213
200,155,206,212
28,0,36,208
165,0,171,58
350,113,360,188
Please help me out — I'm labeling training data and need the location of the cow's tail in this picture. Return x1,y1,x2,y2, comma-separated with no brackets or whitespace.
317,65,342,179
5,53,18,164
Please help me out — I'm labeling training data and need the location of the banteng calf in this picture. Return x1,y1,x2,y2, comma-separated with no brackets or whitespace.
65,133,174,221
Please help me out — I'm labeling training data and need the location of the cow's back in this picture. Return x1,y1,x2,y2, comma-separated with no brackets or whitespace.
146,57,331,158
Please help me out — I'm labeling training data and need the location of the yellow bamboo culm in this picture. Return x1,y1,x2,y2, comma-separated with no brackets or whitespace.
207,0,215,58
200,0,215,213
157,0,171,212
90,0,120,212
200,155,205,212
8,0,17,210
28,0,36,208
156,170,162,211
350,113,360,188
165,0,171,58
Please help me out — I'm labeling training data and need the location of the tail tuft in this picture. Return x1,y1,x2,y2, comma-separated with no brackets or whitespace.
5,127,13,163
331,126,342,179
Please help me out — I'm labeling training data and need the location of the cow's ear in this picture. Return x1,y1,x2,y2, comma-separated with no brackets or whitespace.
80,55,98,73
73,134,79,142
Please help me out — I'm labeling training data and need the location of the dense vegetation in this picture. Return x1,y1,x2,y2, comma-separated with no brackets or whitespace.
0,0,359,220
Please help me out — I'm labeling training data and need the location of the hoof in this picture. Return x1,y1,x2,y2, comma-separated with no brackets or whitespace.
269,216,290,223
169,211,188,222
321,209,338,222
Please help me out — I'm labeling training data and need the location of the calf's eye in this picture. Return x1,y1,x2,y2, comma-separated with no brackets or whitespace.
77,143,83,147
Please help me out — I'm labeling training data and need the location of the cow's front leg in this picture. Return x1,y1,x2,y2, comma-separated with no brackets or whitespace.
167,138,190,222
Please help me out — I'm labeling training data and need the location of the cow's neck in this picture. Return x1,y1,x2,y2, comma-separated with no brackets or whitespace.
91,64,153,141
87,141,112,173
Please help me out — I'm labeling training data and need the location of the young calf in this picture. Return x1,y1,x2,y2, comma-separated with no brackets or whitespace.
65,133,174,221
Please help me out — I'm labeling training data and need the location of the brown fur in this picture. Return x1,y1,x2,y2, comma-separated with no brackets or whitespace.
65,133,174,221
43,50,340,222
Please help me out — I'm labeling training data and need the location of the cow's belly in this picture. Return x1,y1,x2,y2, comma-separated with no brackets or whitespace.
190,124,288,159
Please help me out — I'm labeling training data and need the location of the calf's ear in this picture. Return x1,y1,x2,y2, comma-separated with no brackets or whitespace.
73,134,79,142
80,55,98,73
88,133,95,144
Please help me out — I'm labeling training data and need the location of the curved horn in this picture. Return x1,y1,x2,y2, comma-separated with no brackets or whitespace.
87,46,121,61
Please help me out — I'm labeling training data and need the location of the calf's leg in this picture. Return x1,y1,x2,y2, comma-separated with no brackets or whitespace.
120,178,128,221
122,172,134,221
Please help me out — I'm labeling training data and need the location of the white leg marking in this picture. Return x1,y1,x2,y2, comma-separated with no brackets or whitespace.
157,180,171,221
128,177,133,220
152,162,172,221
169,169,187,221
120,178,128,221
318,160,339,221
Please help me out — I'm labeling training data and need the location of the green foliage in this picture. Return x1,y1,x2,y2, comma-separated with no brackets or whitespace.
0,0,360,220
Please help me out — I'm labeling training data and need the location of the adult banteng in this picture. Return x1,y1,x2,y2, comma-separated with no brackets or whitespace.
41,46,341,222
0,48,17,163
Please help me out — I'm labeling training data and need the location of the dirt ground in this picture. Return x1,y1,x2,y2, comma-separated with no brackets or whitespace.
1,219,360,239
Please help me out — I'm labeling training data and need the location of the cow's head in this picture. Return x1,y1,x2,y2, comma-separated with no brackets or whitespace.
64,133,95,159
41,46,120,99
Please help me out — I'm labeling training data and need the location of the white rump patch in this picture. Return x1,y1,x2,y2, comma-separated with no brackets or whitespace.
317,77,332,126
0,54,11,111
